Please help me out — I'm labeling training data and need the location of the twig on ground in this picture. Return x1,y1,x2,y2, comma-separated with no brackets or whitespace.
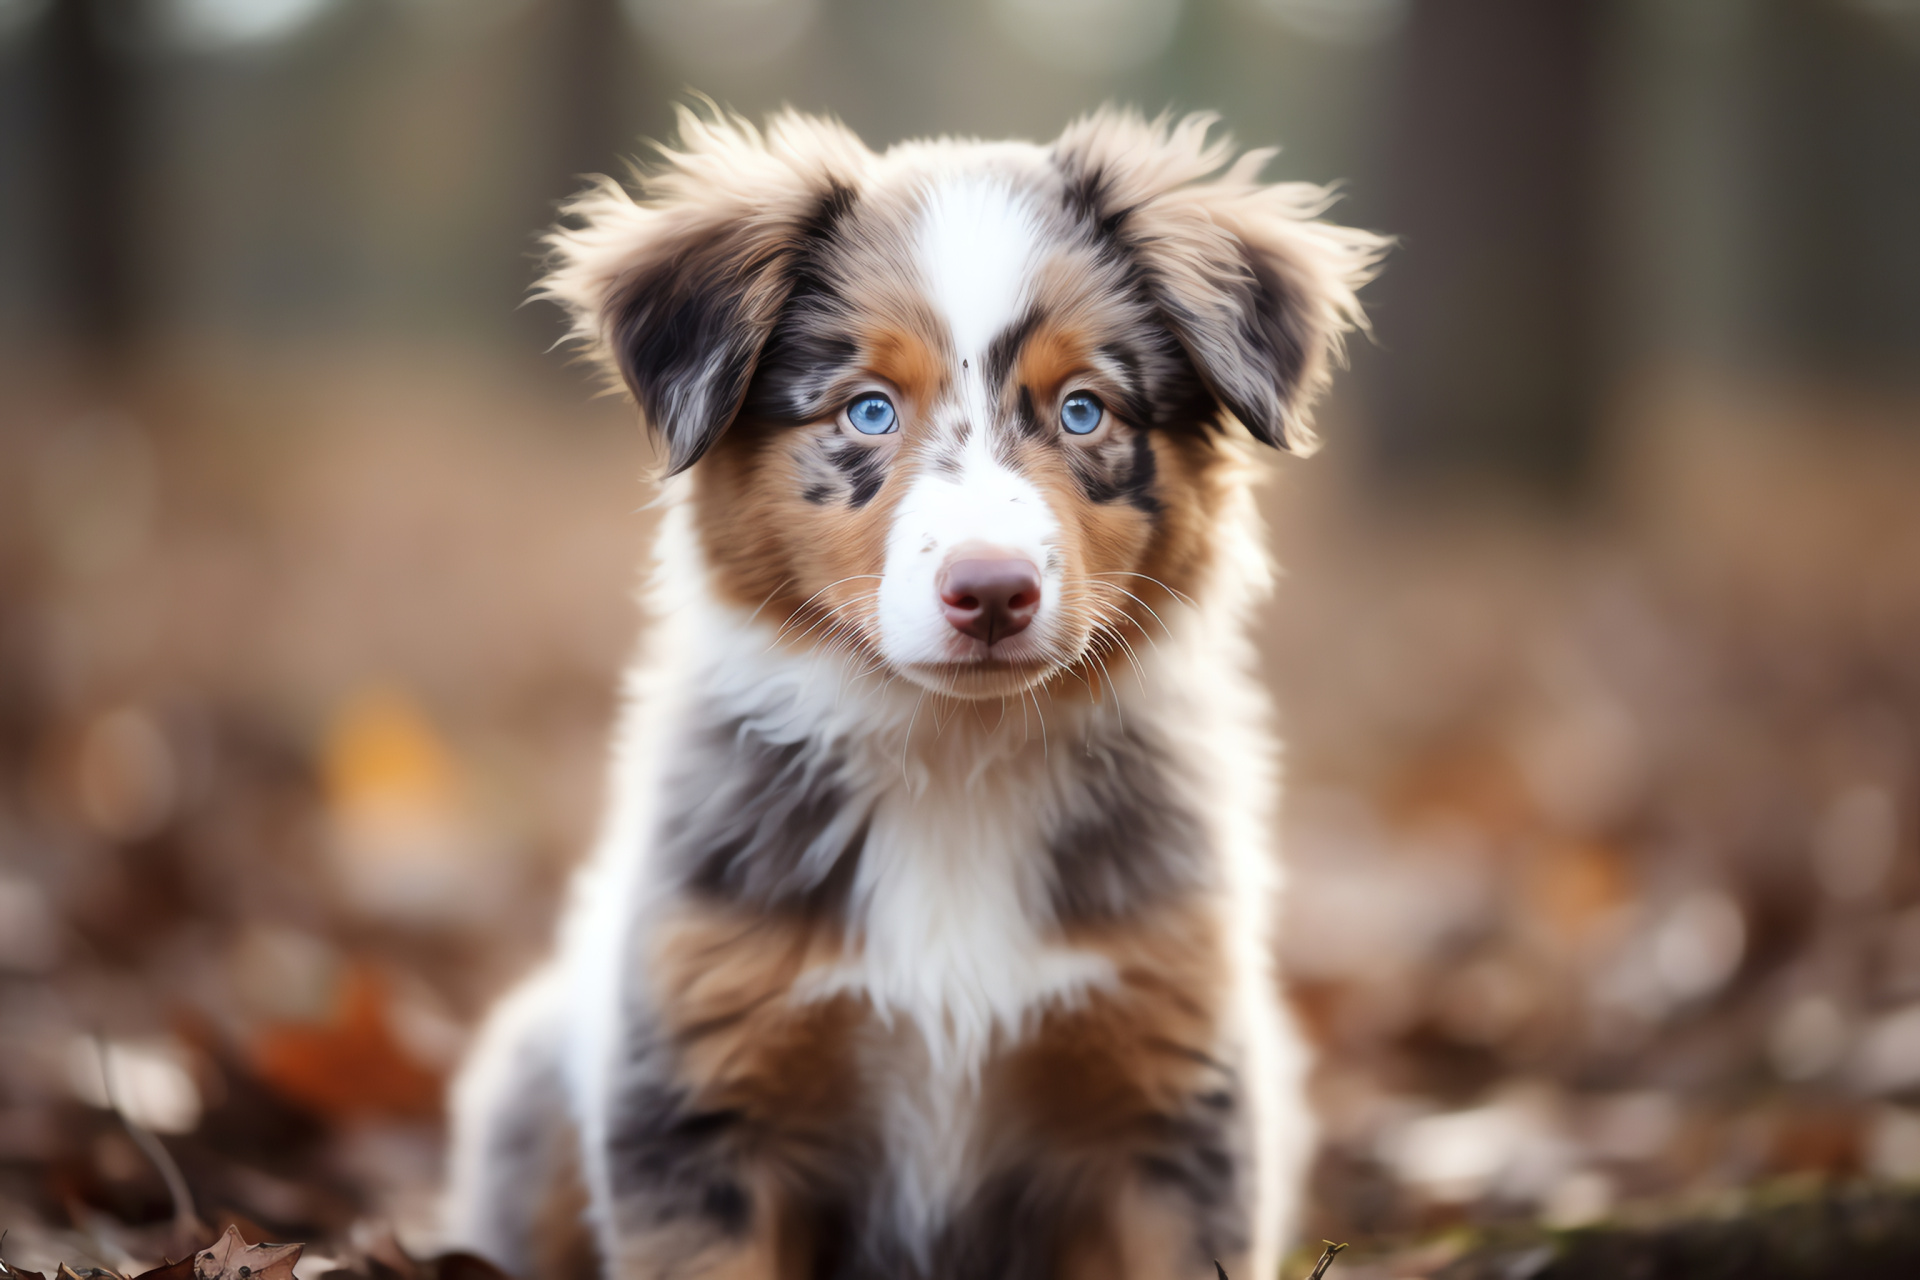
1214,1241,1348,1280
1305,1241,1349,1280
91,1036,209,1252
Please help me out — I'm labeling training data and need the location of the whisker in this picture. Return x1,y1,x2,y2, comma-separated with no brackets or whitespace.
770,574,886,647
745,577,795,628
779,587,881,651
1085,610,1149,688
1090,570,1198,611
902,688,927,792
1085,579,1174,640
1076,592,1158,657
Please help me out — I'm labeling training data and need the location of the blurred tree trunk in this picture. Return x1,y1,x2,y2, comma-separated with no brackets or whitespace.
44,0,141,364
555,0,633,184
514,0,639,351
1367,0,1605,496
1748,0,1920,387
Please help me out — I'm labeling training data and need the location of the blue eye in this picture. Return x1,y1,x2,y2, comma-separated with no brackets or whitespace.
846,394,898,435
1061,393,1104,435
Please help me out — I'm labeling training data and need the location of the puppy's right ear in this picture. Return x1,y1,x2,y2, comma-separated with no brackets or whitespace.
539,107,873,475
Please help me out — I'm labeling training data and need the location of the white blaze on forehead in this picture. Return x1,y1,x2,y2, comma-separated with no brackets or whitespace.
915,173,1043,358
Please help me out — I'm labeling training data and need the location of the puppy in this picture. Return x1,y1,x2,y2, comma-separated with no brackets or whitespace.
442,106,1381,1280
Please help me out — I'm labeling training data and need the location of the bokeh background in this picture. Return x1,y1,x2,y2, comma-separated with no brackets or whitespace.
3,0,1920,1274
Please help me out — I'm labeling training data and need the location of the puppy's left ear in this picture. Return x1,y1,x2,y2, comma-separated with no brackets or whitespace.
1053,111,1388,453
540,106,873,474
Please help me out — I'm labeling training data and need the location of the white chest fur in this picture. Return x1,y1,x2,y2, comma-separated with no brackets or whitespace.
651,585,1130,1241
799,744,1116,1071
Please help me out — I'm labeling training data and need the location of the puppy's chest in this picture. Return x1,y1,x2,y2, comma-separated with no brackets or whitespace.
637,698,1228,1239
660,722,1116,1061
806,782,1117,1066
652,754,1111,1229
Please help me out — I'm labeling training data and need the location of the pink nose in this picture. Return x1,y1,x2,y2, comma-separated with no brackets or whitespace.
939,556,1041,646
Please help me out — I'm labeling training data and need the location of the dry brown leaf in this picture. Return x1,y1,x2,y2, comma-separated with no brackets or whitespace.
188,1228,300,1280
128,1258,193,1280
56,1267,123,1280
251,968,442,1119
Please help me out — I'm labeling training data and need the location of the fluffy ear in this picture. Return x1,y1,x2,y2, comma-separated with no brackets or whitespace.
1051,110,1387,453
539,106,874,474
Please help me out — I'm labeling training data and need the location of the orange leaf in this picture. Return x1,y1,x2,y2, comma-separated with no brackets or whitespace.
251,967,442,1119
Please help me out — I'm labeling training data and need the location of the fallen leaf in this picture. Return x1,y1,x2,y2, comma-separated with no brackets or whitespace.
251,968,442,1119
128,1260,193,1280
188,1227,300,1280
1,1239,49,1280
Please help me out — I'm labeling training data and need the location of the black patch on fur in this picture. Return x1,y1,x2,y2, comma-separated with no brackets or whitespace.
740,186,864,426
1147,345,1219,433
1061,165,1136,243
744,319,861,426
935,1168,1091,1280
1052,146,1309,451
1238,253,1307,411
984,307,1043,391
609,234,762,473
1100,339,1141,384
803,482,835,504
606,1080,753,1238
1059,183,1216,441
746,320,861,423
603,1004,883,1273
824,442,888,507
610,182,862,472
657,710,868,918
1045,724,1208,923
1135,1096,1251,1261
1097,338,1189,435
1168,248,1306,449
796,183,857,273
1074,430,1160,514
1097,340,1156,427
1015,385,1043,439
1118,430,1160,513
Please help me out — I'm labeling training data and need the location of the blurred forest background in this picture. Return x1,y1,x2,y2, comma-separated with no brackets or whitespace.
3,0,1920,1275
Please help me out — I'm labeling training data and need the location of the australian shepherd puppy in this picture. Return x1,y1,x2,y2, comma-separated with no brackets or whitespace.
441,106,1381,1280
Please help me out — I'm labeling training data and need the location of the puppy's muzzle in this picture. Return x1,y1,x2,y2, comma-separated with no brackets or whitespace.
939,553,1041,647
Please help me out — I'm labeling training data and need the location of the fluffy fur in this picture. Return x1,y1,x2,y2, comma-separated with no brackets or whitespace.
442,105,1382,1280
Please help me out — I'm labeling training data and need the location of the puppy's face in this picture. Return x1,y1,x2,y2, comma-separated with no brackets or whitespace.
545,111,1381,699
697,173,1230,699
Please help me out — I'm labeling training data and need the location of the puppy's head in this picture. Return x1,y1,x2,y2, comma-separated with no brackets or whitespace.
544,107,1383,699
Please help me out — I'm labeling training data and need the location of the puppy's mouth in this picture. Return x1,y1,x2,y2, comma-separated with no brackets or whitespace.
904,656,1063,699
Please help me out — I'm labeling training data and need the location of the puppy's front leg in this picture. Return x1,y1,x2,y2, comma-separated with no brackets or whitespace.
602,1082,793,1280
602,914,858,1280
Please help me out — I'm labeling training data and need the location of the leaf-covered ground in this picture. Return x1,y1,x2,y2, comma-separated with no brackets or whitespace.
5,354,1920,1273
